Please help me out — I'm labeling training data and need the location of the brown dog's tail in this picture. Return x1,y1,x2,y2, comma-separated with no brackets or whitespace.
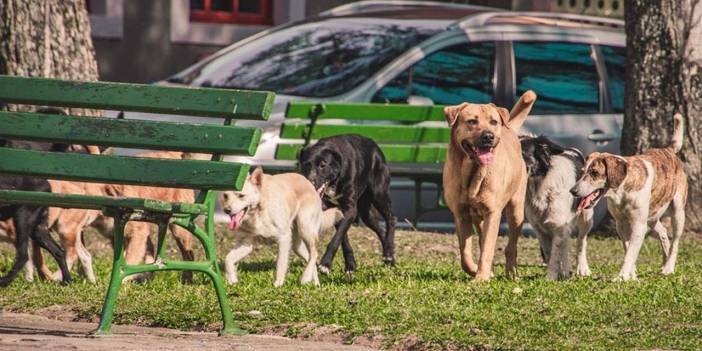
320,208,343,231
508,90,537,132
671,113,684,153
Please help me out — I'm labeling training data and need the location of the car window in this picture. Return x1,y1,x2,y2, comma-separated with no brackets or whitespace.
513,42,600,114
600,45,625,113
372,42,495,105
167,18,442,98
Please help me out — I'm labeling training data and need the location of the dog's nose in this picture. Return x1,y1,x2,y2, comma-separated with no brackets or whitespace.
569,187,578,196
480,132,495,145
223,207,231,215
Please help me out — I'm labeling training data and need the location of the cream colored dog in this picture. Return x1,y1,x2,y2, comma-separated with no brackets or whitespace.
220,167,342,287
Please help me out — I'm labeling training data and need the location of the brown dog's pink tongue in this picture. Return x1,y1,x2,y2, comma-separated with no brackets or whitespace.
228,211,245,231
476,148,494,165
577,192,597,211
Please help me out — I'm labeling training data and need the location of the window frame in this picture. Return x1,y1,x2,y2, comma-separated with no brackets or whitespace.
190,0,272,25
506,39,609,114
369,39,501,105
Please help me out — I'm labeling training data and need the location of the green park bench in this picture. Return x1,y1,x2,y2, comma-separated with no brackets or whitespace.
0,75,274,335
275,102,449,225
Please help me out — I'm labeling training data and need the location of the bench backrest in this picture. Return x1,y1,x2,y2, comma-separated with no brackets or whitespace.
0,76,274,191
276,102,449,164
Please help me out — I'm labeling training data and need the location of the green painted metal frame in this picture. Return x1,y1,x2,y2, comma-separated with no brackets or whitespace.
0,76,274,336
280,102,450,225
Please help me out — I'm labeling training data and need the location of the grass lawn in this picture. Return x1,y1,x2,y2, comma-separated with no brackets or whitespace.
1,225,702,350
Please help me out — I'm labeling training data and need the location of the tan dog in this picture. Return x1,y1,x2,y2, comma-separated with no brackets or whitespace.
571,113,687,281
442,91,536,281
28,151,197,283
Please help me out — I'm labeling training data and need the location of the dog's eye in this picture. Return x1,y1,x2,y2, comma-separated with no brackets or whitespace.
467,119,478,126
237,193,245,199
489,120,498,126
222,193,229,200
589,169,599,177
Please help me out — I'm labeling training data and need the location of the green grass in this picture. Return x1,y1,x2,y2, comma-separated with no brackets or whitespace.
2,226,702,350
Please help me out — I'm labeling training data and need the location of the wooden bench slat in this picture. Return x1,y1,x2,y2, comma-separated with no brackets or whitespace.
280,123,450,143
275,144,446,163
0,148,248,190
0,111,261,155
0,75,274,120
285,102,446,122
0,189,208,215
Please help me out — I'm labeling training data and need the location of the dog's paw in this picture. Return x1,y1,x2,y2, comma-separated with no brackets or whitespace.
225,275,239,285
576,266,591,277
661,265,675,275
383,256,396,267
273,279,285,288
318,264,332,275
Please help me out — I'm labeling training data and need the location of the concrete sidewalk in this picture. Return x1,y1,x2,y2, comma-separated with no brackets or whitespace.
0,312,377,351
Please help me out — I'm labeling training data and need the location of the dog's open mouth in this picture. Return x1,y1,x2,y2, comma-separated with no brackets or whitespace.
577,190,603,211
461,140,495,165
228,207,248,231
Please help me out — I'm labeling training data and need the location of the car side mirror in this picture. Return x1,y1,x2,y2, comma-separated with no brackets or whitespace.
407,95,434,106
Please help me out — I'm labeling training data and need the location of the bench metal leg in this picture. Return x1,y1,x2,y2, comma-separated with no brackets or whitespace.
94,215,127,335
205,267,246,336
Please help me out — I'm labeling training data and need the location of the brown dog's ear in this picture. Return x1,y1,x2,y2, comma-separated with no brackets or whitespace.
443,103,468,127
604,156,627,189
250,166,264,188
496,106,510,126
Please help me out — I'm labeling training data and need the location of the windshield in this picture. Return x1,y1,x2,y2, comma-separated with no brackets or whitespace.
169,18,443,97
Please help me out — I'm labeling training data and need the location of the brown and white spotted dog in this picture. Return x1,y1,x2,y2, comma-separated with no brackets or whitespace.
571,113,688,280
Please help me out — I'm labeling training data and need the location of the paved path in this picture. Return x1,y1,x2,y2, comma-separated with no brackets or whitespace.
0,312,377,351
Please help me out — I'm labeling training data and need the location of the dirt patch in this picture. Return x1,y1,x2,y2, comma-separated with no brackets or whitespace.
0,312,378,351
260,323,387,350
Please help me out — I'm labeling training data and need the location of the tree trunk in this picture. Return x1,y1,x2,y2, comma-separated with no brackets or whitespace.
624,0,702,232
0,0,100,116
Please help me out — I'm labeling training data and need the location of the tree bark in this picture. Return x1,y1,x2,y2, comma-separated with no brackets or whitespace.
624,0,702,232
0,0,100,116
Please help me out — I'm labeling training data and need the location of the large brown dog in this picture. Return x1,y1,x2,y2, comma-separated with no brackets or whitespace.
443,91,536,281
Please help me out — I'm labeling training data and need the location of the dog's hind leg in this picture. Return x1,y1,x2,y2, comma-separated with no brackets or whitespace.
224,239,253,284
662,191,685,275
122,221,151,283
575,210,593,277
292,235,310,262
295,213,319,285
359,200,394,266
171,224,195,284
370,192,396,267
274,233,292,287
650,220,670,268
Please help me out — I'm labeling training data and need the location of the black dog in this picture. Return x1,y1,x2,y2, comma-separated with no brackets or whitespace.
0,140,73,286
299,134,396,273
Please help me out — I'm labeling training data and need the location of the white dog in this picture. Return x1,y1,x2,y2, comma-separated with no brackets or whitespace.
520,135,594,280
220,167,342,287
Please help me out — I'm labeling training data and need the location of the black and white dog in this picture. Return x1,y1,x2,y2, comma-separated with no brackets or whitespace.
520,135,594,280
0,140,73,287
299,134,396,274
